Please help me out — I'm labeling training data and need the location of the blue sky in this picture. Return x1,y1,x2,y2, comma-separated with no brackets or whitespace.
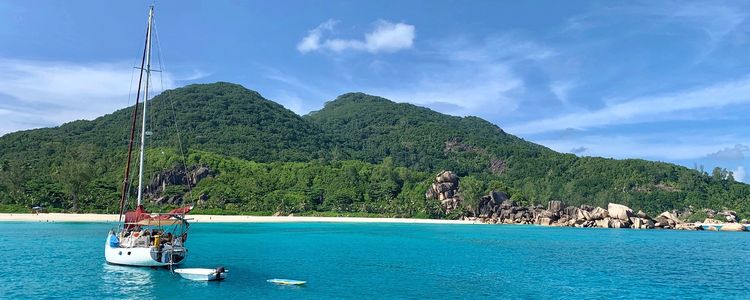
1,1,749,182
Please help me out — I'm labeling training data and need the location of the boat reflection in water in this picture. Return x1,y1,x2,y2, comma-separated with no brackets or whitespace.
101,263,156,295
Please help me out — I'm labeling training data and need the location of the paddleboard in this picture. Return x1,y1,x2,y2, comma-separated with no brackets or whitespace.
267,278,306,285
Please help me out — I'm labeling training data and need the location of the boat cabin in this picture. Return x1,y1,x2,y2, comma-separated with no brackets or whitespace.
106,205,192,266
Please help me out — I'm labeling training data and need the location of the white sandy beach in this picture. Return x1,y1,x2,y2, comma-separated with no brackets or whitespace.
0,213,477,224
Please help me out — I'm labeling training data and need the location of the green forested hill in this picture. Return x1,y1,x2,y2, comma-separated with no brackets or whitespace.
0,82,329,165
305,92,552,174
153,82,331,162
0,82,332,212
307,93,749,213
0,82,748,217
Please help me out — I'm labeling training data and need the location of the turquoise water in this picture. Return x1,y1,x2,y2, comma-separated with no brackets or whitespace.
0,222,748,299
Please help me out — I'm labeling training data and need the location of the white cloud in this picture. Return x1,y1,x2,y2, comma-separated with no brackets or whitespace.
297,20,338,53
362,35,556,118
508,76,750,135
0,59,153,106
372,63,523,116
0,58,202,136
290,33,556,119
550,81,574,104
360,20,415,53
707,144,750,160
733,166,746,182
536,133,744,161
297,19,415,54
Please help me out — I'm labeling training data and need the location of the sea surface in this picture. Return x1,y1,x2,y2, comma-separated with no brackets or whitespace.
0,221,748,299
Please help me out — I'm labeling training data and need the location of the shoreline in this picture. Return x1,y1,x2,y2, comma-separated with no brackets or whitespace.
0,213,478,225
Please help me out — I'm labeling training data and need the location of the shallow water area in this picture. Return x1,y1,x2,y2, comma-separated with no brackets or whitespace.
0,222,747,299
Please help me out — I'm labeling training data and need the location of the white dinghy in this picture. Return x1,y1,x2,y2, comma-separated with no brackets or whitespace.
175,267,228,281
267,278,306,285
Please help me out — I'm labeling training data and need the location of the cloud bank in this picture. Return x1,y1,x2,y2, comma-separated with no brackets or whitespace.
707,144,750,160
508,77,750,135
367,34,558,118
297,19,415,54
0,58,201,136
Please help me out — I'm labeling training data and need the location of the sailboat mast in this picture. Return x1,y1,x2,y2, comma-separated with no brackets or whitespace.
136,5,154,206
118,6,154,222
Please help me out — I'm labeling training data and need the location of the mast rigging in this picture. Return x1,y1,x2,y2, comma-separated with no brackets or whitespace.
118,5,155,222
136,6,154,206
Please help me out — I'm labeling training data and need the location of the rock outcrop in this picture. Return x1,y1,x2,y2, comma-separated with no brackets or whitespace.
702,218,723,224
455,186,743,233
657,211,680,223
719,210,739,223
474,191,537,224
466,199,741,232
608,203,634,220
675,223,701,230
720,223,747,232
590,207,609,219
145,165,215,204
425,170,461,214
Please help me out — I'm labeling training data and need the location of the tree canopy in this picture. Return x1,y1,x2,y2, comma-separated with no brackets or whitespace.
1,83,748,218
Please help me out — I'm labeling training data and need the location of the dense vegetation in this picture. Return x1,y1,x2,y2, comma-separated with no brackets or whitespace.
1,82,748,218
307,93,750,215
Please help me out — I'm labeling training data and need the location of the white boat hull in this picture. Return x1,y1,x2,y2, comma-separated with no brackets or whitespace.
175,268,228,281
104,233,186,267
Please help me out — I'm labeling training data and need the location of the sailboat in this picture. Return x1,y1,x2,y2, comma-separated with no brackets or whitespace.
104,5,192,267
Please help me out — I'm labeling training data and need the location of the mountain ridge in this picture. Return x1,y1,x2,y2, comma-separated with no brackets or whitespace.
0,82,747,217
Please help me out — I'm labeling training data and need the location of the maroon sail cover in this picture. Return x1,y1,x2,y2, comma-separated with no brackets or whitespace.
124,205,192,228
168,206,192,215
124,205,150,223
123,205,151,229
155,206,193,220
